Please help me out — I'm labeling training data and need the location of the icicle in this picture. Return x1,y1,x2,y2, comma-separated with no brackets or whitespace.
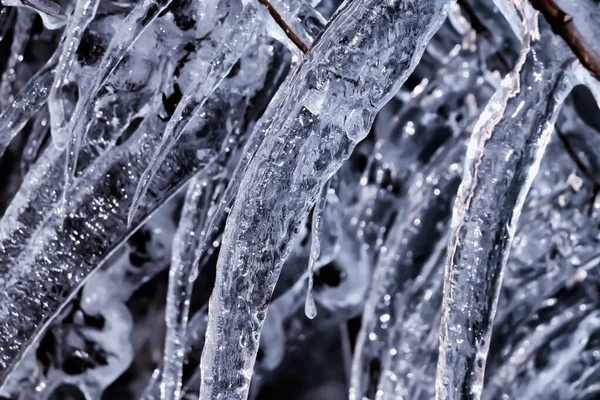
0,8,35,110
160,9,324,388
435,22,580,400
142,307,210,400
0,54,57,159
305,180,329,319
127,27,256,226
351,134,464,400
199,1,455,398
127,0,325,226
47,0,100,150
0,36,278,383
161,174,223,400
62,0,178,194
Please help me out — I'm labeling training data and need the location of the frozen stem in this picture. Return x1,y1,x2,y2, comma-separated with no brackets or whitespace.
529,0,600,80
257,0,308,53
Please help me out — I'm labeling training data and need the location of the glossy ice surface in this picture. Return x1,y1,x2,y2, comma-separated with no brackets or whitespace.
0,0,599,399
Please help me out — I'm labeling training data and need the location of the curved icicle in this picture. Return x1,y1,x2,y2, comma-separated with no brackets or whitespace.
198,1,455,398
159,4,324,392
47,0,100,150
62,0,175,194
160,174,223,400
126,5,261,227
304,179,329,319
0,54,57,159
435,19,580,400
127,0,326,227
0,38,279,381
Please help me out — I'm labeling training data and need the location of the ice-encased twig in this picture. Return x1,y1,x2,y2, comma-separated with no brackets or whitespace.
198,1,456,398
351,135,465,399
0,53,57,160
62,0,179,193
143,307,210,400
47,0,100,150
161,174,224,400
127,0,326,226
0,53,169,286
435,22,579,400
304,179,329,319
127,3,262,227
0,44,278,382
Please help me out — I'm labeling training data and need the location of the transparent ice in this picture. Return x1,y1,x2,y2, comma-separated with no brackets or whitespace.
0,0,599,399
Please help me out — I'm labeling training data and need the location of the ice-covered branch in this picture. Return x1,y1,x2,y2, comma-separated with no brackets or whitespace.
257,0,308,53
435,19,579,400
0,40,280,383
529,0,600,80
198,0,456,398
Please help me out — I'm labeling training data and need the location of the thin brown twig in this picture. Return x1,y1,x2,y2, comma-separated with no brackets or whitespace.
257,0,308,54
529,0,600,81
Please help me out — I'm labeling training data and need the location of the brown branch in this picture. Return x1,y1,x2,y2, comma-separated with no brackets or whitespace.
257,0,308,54
529,0,600,81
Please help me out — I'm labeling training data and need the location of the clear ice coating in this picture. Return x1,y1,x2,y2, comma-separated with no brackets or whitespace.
436,14,581,400
0,0,600,399
198,0,454,398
